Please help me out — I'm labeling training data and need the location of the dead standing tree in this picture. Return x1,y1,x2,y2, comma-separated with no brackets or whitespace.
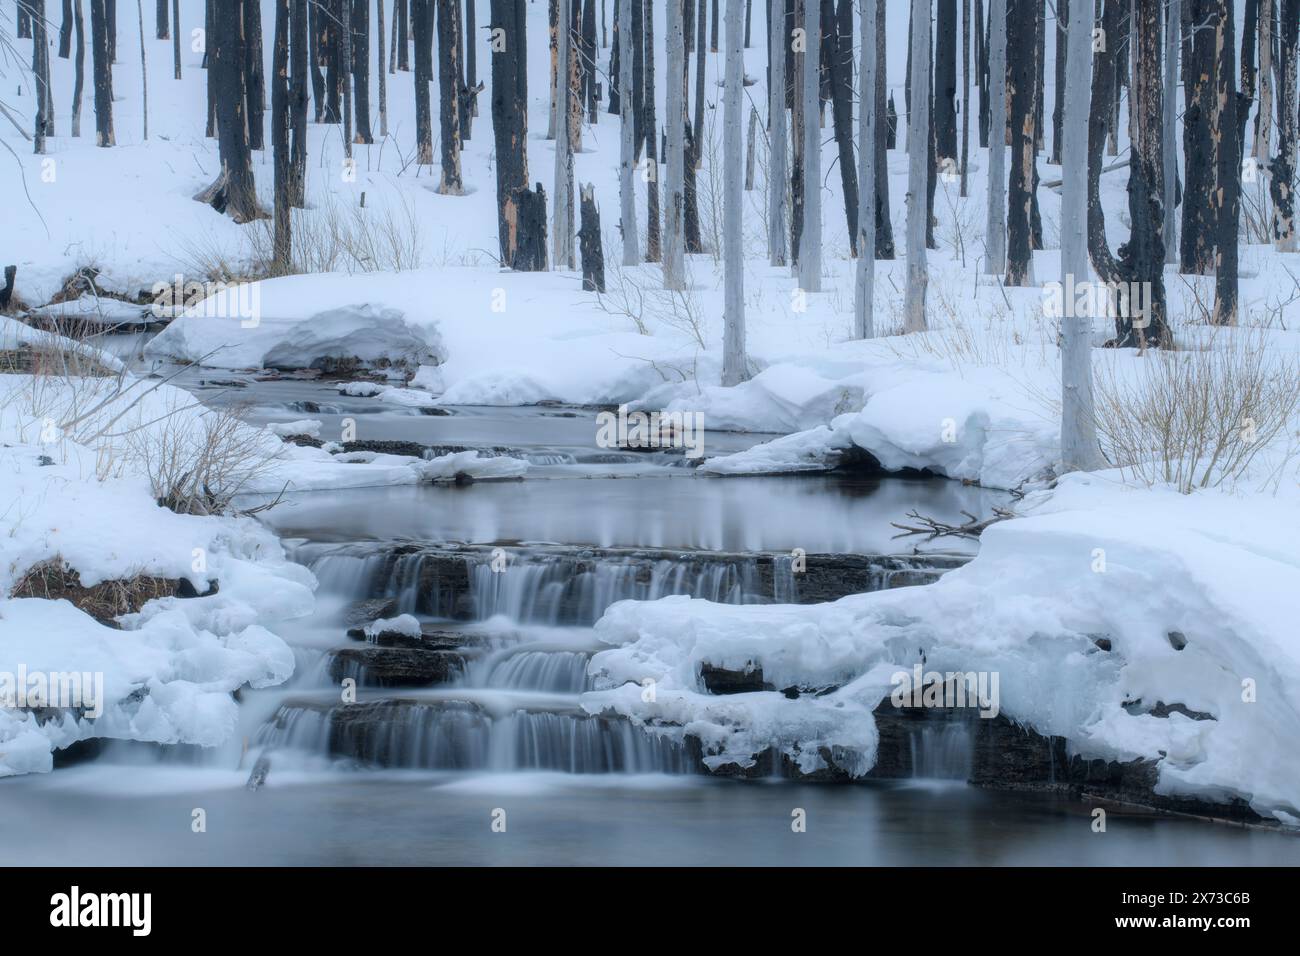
490,0,547,270
90,0,114,145
196,0,261,222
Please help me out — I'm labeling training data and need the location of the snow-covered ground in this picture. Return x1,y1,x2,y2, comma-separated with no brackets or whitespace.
2,2,1299,826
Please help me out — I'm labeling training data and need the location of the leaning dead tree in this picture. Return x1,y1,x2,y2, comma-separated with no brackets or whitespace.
196,0,260,222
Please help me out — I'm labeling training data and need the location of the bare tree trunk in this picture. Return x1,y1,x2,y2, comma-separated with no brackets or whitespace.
465,0,476,117
1240,0,1257,155
1211,0,1240,325
155,0,165,37
290,0,308,205
768,0,789,266
692,0,706,168
308,0,324,120
33,0,51,153
874,0,893,257
664,0,687,287
631,0,644,155
136,0,147,140
1050,0,1065,165
340,0,354,153
323,0,343,124
72,0,85,136
961,0,970,193
643,0,661,261
745,105,758,188
1005,0,1036,286
553,0,576,267
828,0,858,254
377,0,387,134
798,0,821,291
904,0,929,329
579,183,606,290
1181,0,1216,273
723,0,747,385
619,0,639,263
435,0,463,190
568,0,582,150
172,0,180,78
60,0,73,58
273,0,292,270
352,0,373,143
414,0,433,163
1273,0,1298,250
854,0,877,338
1059,0,1102,473
491,0,535,268
397,0,410,70
1164,0,1179,263
90,0,114,145
1256,0,1274,159
935,0,958,161
246,0,266,151
985,0,1006,273
200,0,260,221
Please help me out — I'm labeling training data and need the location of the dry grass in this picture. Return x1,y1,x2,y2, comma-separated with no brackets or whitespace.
11,558,182,624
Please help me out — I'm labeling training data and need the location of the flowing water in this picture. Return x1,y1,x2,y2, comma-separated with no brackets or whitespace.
4,370,1295,864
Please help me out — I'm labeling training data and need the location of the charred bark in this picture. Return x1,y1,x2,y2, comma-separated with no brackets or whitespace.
579,183,606,291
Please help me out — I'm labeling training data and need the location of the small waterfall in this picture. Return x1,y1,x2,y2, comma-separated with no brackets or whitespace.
909,722,975,780
524,451,579,466
772,554,798,603
255,701,695,774
483,650,593,693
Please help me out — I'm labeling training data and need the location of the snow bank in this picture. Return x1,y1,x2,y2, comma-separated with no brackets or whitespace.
582,475,1300,822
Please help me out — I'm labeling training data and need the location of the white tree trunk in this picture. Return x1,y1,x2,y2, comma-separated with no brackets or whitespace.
1163,0,1178,264
722,0,747,385
985,0,1007,275
798,0,821,292
619,0,639,264
664,0,688,289
854,0,877,338
554,0,576,270
768,0,788,266
1059,0,1103,474
903,0,930,332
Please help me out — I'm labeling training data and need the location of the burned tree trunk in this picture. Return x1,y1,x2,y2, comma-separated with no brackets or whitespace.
1086,0,1170,347
579,184,606,291
985,0,1006,273
352,0,373,143
618,0,639,263
436,0,463,192
71,0,85,136
855,0,877,337
608,0,621,114
1255,0,1273,160
1005,0,1036,285
1273,0,1298,250
631,0,644,155
90,0,114,145
768,0,789,266
828,0,858,255
199,0,260,221
581,0,597,123
874,0,894,258
746,105,758,188
340,0,353,151
397,0,409,69
798,0,821,290
1211,0,1239,325
935,0,958,162
663,0,687,287
414,0,434,163
32,0,52,153
246,0,266,151
377,0,388,135
465,0,476,118
273,0,292,271
1181,0,1217,273
1050,0,1065,165
290,0,308,206
553,0,576,269
685,120,703,252
155,0,165,37
643,0,661,262
323,0,343,124
904,0,929,329
309,0,325,119
60,0,73,58
692,0,707,169
171,0,179,78
516,183,550,271
491,0,535,269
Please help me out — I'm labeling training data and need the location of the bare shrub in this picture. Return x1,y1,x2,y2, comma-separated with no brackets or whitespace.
1093,334,1300,493
594,265,708,348
126,402,281,515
